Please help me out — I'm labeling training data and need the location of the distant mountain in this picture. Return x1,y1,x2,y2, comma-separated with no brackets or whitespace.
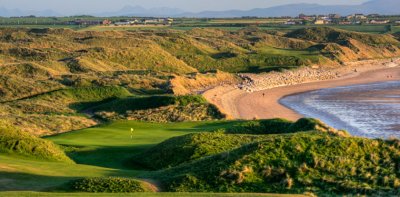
0,7,60,17
178,0,400,18
96,6,185,17
0,0,398,18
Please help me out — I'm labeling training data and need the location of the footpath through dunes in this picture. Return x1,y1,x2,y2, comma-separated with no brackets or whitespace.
203,58,400,121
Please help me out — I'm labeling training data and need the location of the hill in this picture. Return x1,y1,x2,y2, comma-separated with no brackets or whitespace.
1,118,399,195
0,27,399,135
133,118,348,170
177,0,400,17
0,122,73,162
140,121,400,195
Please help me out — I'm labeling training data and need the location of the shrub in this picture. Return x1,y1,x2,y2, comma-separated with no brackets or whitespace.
70,177,154,193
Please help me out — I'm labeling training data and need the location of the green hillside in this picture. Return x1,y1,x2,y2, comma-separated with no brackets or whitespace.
1,119,399,195
1,26,400,196
0,123,73,163
159,131,400,195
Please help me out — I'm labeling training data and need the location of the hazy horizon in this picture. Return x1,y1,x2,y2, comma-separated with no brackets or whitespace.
0,0,370,15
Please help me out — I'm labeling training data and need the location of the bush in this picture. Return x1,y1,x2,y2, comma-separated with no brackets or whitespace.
70,177,154,193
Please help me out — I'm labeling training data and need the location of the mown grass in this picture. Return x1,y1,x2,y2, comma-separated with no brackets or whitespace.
46,121,236,169
0,121,236,192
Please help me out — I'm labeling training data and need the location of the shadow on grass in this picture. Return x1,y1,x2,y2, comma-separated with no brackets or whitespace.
65,145,153,170
0,169,148,192
0,171,77,192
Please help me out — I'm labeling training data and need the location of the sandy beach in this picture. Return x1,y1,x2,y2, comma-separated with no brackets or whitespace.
203,58,400,121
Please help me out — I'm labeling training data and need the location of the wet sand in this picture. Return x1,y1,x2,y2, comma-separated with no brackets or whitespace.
203,63,400,121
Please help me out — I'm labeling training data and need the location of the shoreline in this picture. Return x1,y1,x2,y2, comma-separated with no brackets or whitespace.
203,59,400,121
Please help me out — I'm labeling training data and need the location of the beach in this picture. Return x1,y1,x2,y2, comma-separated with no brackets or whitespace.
203,58,400,121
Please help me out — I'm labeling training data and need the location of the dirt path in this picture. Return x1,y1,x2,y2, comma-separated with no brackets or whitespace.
204,61,400,121
142,178,162,192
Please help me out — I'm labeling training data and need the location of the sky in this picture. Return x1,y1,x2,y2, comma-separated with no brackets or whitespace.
0,0,370,14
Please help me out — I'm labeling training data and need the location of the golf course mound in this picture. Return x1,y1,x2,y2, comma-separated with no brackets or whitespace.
160,132,400,195
0,123,73,163
133,132,263,170
226,118,349,136
93,95,226,122
70,177,156,193
135,118,347,170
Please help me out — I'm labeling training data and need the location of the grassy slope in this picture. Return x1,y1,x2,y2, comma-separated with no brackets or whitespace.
156,132,400,194
0,121,236,192
0,123,72,163
133,118,345,170
47,121,235,169
2,118,399,195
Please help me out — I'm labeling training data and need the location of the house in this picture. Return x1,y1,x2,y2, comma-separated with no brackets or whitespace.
144,19,162,24
284,20,297,25
347,14,367,20
369,20,390,24
314,19,329,25
102,19,112,25
395,21,400,25
163,18,174,25
114,21,131,26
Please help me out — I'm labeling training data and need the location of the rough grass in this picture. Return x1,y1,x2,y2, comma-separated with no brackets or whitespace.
226,118,349,136
133,132,262,170
134,118,348,170
159,132,400,195
70,177,155,193
10,86,132,113
92,95,225,122
286,27,399,45
0,122,73,163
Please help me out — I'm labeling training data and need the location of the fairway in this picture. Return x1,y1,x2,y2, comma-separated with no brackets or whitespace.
47,121,236,169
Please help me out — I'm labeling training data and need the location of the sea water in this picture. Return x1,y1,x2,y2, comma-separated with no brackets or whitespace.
280,81,400,139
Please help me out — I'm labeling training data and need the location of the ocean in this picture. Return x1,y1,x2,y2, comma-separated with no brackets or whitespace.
280,81,400,139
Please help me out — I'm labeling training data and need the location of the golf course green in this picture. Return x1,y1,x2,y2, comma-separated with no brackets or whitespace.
2,120,302,196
